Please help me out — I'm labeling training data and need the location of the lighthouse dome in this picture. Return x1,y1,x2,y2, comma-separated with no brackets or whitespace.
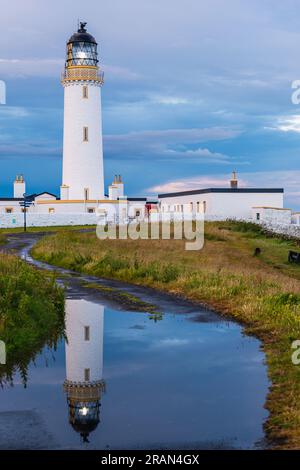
66,22,98,67
68,24,97,45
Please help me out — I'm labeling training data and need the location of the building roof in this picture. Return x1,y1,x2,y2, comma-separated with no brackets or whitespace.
34,192,58,199
68,23,97,45
0,192,57,202
117,197,147,201
0,197,23,201
158,188,284,198
253,206,291,211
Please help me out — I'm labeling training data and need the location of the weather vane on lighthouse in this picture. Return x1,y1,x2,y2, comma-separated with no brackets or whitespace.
78,21,87,32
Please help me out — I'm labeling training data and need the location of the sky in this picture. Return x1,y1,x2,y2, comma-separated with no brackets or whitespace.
1,0,300,207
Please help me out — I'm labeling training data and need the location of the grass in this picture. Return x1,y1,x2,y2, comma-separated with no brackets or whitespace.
0,224,96,235
31,221,300,448
83,282,161,318
0,253,65,386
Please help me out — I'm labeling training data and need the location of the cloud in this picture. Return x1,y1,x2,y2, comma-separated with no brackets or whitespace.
0,106,31,118
103,64,142,81
150,95,190,105
0,57,142,81
104,126,242,161
151,338,190,349
105,127,241,144
0,58,141,82
147,170,300,207
270,114,300,133
0,58,63,78
0,142,61,158
162,147,231,163
150,176,233,193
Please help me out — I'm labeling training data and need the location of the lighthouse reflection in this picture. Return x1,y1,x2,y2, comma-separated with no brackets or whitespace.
63,299,105,443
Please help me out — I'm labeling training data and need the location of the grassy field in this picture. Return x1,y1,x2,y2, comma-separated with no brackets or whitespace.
0,224,95,235
0,253,65,386
31,220,300,448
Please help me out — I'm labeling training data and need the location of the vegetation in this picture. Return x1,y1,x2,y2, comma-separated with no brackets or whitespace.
0,225,95,235
83,282,161,318
0,253,65,386
31,221,300,448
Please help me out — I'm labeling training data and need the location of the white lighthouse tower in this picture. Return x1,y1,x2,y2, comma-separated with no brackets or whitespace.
61,22,104,201
63,299,105,443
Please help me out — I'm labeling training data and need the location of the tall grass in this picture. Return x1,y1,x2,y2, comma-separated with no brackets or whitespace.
0,253,65,386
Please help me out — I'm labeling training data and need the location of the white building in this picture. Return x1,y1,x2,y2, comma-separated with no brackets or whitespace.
158,173,284,221
252,207,292,225
61,22,104,201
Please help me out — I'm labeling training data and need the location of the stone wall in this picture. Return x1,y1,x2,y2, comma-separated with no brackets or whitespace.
0,211,299,240
260,221,300,239
252,207,292,225
0,213,98,228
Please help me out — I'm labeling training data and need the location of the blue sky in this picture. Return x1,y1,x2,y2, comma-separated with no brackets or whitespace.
1,0,300,207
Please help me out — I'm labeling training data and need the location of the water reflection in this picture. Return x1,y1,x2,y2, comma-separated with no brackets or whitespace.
63,299,105,443
0,294,269,449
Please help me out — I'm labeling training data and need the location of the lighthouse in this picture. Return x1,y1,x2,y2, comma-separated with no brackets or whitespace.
63,299,105,443
61,22,104,201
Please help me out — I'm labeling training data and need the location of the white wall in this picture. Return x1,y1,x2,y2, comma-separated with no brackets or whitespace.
160,193,212,214
252,207,292,224
0,200,147,227
211,193,283,218
0,200,22,214
159,191,283,219
35,201,90,214
108,185,119,200
0,213,98,228
62,81,104,200
13,181,25,198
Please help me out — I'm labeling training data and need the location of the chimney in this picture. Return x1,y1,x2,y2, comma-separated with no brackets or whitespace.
14,175,26,198
230,171,238,189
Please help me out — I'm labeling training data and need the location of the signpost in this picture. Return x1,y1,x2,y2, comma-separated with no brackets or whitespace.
19,193,33,232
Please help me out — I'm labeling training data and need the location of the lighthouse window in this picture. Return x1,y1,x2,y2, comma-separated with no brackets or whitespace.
203,201,207,213
5,208,13,214
83,86,88,99
84,326,90,341
83,126,89,142
84,188,89,200
84,368,90,382
87,208,95,213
